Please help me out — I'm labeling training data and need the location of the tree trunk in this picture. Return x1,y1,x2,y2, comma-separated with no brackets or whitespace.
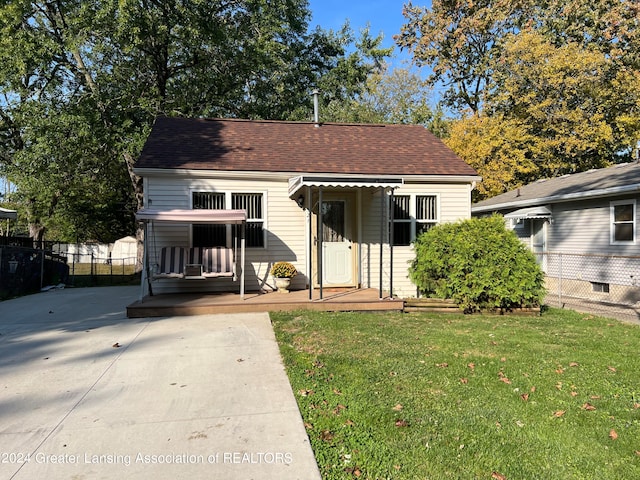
29,223,45,250
124,151,145,272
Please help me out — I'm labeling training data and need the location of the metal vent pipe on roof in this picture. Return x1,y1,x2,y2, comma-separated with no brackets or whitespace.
312,89,320,127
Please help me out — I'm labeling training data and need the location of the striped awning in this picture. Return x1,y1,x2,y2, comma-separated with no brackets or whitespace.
135,208,246,224
504,205,552,220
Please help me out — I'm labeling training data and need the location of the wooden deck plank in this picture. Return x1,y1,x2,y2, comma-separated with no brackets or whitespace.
126,288,404,318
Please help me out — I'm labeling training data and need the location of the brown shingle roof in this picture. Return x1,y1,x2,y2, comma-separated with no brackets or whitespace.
135,116,478,177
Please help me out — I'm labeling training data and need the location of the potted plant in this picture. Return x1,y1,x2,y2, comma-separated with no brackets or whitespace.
270,261,297,293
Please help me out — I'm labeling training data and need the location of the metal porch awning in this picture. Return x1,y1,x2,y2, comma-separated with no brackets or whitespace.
504,205,552,220
288,175,403,197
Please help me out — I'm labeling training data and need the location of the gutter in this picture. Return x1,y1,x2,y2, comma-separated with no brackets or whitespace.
133,167,481,185
472,183,640,213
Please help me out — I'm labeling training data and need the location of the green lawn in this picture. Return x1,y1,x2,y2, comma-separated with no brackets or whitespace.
271,309,640,479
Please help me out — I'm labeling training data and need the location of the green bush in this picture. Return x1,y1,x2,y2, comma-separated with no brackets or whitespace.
409,216,545,313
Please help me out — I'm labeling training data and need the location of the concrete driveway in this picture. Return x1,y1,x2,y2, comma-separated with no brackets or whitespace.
0,286,321,479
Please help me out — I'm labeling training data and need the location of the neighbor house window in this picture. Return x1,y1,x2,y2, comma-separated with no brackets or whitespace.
192,191,265,248
610,200,636,244
390,194,439,246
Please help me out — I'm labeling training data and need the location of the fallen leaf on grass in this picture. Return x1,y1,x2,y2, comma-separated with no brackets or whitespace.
634,403,640,409
521,393,529,402
298,389,314,397
492,472,507,480
582,403,596,411
499,377,511,384
333,388,343,395
304,422,313,430
556,367,565,374
467,362,475,370
607,366,617,372
569,362,579,367
344,467,362,477
635,450,640,456
344,419,355,426
332,404,346,415
553,410,566,418
392,403,403,411
320,430,334,442
609,429,618,440
460,378,468,384
570,391,578,397
395,419,409,427
436,363,448,368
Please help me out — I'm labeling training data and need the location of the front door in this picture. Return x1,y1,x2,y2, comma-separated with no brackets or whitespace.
320,200,354,285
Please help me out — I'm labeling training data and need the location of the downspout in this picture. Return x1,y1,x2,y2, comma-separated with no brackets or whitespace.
318,187,323,300
308,185,313,301
389,189,394,299
379,187,384,300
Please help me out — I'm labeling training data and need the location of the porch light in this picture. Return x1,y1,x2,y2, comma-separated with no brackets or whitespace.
296,195,305,208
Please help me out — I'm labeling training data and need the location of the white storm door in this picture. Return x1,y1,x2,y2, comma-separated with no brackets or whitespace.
321,200,353,285
531,219,547,271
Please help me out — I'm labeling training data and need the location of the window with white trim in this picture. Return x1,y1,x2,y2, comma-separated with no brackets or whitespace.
416,195,438,236
390,194,439,246
610,200,635,244
192,191,265,248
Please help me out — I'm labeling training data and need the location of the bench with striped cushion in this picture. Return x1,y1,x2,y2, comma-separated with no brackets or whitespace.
154,247,235,279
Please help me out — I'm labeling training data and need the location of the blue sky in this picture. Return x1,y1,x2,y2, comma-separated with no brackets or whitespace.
308,0,432,69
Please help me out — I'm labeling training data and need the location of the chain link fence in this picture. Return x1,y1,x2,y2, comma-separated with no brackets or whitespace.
538,252,640,322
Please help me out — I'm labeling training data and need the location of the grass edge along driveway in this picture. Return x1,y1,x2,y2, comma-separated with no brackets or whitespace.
271,309,640,479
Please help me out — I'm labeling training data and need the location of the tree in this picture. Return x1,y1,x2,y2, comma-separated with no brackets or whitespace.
396,0,640,113
397,1,640,198
321,66,449,137
447,32,640,200
0,1,393,252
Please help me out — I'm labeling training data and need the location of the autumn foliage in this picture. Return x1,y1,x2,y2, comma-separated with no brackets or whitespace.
409,216,545,312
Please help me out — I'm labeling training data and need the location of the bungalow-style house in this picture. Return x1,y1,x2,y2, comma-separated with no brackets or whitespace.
134,116,479,299
472,162,640,304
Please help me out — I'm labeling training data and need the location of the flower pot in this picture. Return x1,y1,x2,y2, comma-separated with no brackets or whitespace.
274,277,291,293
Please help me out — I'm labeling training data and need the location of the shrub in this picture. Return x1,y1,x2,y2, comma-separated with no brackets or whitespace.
409,216,545,313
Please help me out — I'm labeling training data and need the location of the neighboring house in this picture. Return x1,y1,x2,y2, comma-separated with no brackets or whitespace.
472,162,640,304
134,116,479,298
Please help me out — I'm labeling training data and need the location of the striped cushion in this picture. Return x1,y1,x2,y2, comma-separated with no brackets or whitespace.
191,247,234,275
158,247,188,276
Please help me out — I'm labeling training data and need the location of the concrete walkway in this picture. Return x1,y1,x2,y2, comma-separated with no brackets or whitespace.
0,286,321,479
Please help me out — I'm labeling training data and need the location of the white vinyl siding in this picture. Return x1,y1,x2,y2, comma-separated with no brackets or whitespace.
142,173,474,297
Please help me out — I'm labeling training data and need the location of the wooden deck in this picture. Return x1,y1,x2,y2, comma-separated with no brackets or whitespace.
126,288,405,318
